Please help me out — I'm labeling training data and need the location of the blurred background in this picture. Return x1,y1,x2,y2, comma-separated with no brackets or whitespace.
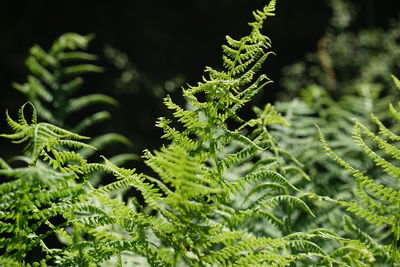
1,0,399,159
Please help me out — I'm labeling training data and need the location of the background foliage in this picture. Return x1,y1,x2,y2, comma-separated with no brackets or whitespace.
2,0,399,159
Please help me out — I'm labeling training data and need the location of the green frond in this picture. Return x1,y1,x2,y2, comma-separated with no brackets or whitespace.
283,165,311,181
232,74,273,113
232,252,292,267
329,245,375,267
352,120,400,179
74,215,116,229
29,99,60,125
309,193,396,228
363,182,400,206
13,76,52,102
200,230,245,250
25,56,56,87
63,64,104,76
29,44,57,67
4,109,24,132
14,33,110,135
1,103,94,161
2,1,375,265
245,208,286,230
61,77,84,95
318,126,368,181
155,117,199,151
163,95,207,130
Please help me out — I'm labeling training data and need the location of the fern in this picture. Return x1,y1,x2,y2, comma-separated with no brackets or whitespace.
0,104,97,265
13,33,133,166
268,3,400,254
0,1,382,266
103,44,183,98
317,76,400,265
0,104,149,266
1,102,94,163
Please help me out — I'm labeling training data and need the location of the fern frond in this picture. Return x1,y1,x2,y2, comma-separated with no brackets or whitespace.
1,103,93,161
13,32,116,134
309,193,396,228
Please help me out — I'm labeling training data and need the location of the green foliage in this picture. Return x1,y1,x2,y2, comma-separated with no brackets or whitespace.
270,0,400,245
13,33,132,162
1,102,94,163
0,104,96,264
2,0,399,266
314,76,400,265
82,1,345,265
276,0,400,187
0,104,148,266
13,33,107,129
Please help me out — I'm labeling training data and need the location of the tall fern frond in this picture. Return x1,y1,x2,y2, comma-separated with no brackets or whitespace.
81,1,367,265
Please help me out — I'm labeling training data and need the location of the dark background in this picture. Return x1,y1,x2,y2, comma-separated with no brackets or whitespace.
1,0,399,158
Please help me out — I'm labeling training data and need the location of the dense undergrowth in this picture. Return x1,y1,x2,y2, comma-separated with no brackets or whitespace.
0,0,399,266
